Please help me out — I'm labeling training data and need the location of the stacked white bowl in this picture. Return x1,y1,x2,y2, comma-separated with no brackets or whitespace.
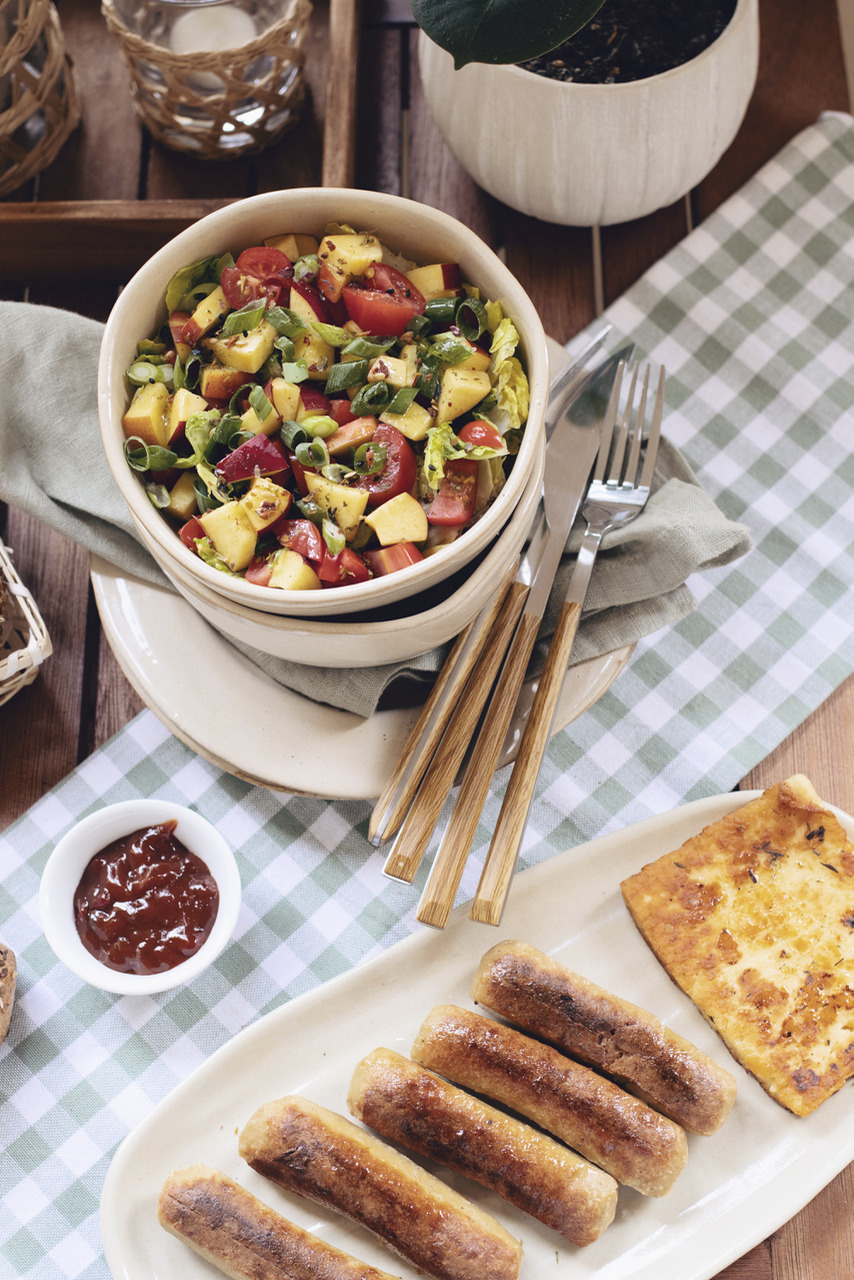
97,189,549,667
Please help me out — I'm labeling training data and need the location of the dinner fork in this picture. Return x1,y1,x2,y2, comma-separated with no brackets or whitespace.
466,361,665,926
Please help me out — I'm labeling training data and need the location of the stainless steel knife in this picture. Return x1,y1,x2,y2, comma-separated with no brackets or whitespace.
412,341,634,925
368,325,615,852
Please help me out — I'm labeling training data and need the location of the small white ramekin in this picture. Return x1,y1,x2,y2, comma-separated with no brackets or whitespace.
39,799,241,995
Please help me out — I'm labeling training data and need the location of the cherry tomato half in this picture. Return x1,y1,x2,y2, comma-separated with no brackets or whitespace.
276,518,325,562
221,245,293,309
318,546,371,587
457,420,505,451
353,424,417,508
342,264,426,337
426,458,479,527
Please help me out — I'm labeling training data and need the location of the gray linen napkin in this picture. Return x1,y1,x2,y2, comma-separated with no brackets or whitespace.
0,301,750,717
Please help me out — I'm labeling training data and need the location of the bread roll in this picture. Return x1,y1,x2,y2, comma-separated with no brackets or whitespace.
158,1165,400,1279
413,1005,686,1196
472,940,736,1135
238,1094,522,1280
0,943,15,1047
348,1047,617,1243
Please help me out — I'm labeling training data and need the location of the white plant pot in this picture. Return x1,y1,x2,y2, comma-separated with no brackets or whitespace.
418,0,759,226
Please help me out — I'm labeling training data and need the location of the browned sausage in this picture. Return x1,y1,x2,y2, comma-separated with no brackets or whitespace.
348,1047,617,1243
238,1095,522,1280
158,1165,401,1280
413,1005,686,1196
472,940,736,1135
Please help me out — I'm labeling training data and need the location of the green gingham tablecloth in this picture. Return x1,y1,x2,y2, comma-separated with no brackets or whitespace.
2,112,854,1280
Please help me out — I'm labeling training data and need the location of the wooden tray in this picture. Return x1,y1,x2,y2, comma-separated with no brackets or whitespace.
0,0,361,285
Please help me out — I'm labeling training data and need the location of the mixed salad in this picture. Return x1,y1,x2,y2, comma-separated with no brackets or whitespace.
121,224,530,591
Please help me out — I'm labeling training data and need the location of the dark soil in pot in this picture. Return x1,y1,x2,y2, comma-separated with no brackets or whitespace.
520,0,738,84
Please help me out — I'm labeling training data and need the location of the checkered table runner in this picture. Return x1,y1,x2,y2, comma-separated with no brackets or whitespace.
2,113,854,1280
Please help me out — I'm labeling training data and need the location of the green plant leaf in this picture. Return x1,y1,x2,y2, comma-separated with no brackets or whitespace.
412,0,606,68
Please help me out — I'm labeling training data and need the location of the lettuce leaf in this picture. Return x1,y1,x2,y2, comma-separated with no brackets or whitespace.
488,310,530,433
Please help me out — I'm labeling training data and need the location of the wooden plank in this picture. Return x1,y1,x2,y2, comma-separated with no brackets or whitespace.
0,515,92,828
0,199,233,285
323,0,362,186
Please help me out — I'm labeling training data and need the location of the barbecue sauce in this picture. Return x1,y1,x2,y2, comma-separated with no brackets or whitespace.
73,821,219,975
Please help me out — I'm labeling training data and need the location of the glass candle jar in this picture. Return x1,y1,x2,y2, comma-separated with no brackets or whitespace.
101,0,312,158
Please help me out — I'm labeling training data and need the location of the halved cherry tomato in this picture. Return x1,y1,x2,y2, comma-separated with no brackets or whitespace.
426,458,479,527
457,420,505,451
353,423,417,508
277,518,324,562
363,542,424,577
245,554,274,587
221,246,293,309
178,515,205,552
342,264,426,337
317,546,371,586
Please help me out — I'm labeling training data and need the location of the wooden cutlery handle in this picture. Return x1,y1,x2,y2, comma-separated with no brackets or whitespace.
469,597,583,925
369,560,520,844
416,611,542,928
382,580,529,884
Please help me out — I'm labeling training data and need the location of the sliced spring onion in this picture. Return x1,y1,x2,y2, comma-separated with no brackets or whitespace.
325,359,369,394
321,463,350,485
429,333,474,365
227,383,255,415
455,296,488,341
266,305,308,337
301,414,339,440
280,360,309,384
248,385,274,421
123,438,178,473
352,442,387,476
279,419,309,450
350,380,393,416
321,518,346,555
295,438,330,468
127,360,174,386
292,254,318,283
386,386,418,415
296,496,324,525
424,296,458,323
145,482,171,509
311,320,353,347
342,335,396,360
220,302,266,337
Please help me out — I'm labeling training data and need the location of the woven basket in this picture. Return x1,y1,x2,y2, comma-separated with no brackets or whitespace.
101,0,312,159
0,538,52,708
0,0,80,198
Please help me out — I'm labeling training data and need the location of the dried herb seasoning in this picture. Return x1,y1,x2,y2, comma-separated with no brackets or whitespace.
519,0,737,84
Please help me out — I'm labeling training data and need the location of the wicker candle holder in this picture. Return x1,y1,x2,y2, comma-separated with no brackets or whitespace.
101,0,312,159
0,539,52,708
0,0,80,198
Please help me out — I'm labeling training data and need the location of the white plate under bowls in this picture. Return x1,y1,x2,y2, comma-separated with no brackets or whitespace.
90,554,633,799
100,792,854,1280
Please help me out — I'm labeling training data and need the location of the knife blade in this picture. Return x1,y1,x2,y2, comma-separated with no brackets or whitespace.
368,325,614,850
412,344,634,926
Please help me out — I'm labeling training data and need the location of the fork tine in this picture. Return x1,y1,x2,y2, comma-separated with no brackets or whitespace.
606,361,637,484
591,360,624,483
638,365,665,490
623,363,649,485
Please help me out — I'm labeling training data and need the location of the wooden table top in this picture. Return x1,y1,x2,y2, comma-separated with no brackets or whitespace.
1,2,853,1276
